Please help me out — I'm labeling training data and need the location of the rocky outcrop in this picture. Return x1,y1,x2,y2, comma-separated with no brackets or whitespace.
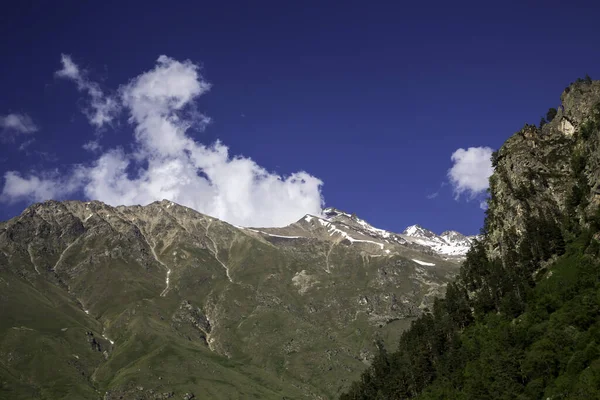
86,331,102,352
171,300,211,344
486,80,600,260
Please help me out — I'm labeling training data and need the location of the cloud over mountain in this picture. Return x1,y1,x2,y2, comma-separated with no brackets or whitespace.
447,146,494,200
1,55,324,227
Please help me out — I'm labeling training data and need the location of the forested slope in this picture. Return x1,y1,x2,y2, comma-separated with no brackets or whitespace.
341,78,600,399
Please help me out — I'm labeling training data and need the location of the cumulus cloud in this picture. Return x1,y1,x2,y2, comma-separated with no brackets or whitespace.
56,54,120,128
1,113,38,139
447,146,494,200
1,55,324,227
0,170,80,204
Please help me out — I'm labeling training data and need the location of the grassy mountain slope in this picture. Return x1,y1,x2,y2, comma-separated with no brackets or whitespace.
0,199,459,399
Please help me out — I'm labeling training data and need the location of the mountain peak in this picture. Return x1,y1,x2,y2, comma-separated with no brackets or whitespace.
403,224,437,239
293,209,475,259
322,207,354,219
401,225,477,257
440,230,466,240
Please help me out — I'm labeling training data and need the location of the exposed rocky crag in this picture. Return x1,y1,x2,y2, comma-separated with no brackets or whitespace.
486,80,600,261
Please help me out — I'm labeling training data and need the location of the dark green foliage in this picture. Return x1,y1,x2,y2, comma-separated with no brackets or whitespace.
341,148,599,400
565,151,591,223
491,150,500,168
546,107,557,122
539,117,546,129
579,104,600,139
575,76,592,85
565,76,592,94
580,120,595,140
341,83,600,399
341,231,600,400
444,282,473,329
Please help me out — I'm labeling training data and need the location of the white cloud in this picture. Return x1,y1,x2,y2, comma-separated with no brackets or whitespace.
0,171,80,204
82,140,102,153
18,138,35,151
479,200,488,210
1,113,38,139
56,54,120,128
447,146,494,200
1,55,324,227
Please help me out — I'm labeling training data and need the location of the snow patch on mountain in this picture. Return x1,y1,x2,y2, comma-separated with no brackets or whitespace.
258,207,475,259
321,207,404,244
412,259,436,266
403,224,478,257
247,229,302,239
320,208,476,257
317,215,385,249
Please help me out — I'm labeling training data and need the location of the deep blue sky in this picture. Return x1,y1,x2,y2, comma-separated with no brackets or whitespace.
1,1,600,235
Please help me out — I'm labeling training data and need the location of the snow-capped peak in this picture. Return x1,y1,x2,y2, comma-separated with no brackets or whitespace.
440,230,474,247
322,207,352,219
440,230,465,240
296,208,474,259
403,225,437,239
402,225,476,257
295,208,407,249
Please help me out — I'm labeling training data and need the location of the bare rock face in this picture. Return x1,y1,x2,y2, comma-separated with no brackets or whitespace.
171,300,212,345
486,80,600,261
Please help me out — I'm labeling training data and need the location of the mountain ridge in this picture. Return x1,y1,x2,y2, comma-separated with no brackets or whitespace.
252,206,477,261
0,198,466,399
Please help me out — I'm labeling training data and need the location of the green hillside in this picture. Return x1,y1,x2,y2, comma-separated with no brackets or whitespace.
0,199,460,399
341,79,600,399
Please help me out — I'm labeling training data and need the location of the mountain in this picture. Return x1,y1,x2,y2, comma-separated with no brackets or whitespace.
341,79,600,399
402,224,479,257
0,200,467,399
254,207,475,261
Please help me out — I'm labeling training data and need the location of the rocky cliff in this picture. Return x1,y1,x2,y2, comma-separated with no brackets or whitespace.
486,79,600,261
337,79,600,400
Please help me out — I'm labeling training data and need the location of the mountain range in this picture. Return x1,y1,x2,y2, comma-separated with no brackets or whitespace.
0,200,471,399
4,76,600,400
251,207,478,261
